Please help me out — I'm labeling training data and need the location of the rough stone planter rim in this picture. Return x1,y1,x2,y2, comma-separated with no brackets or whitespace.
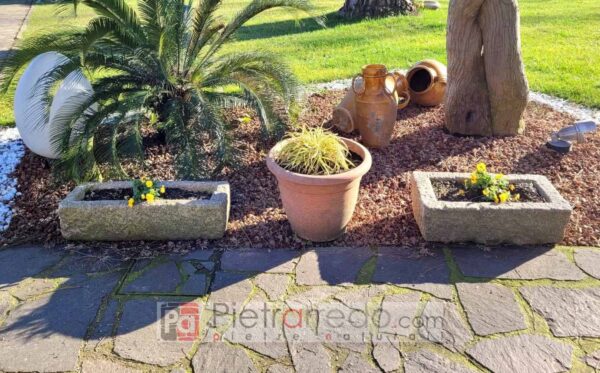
59,180,230,241
60,180,228,208
413,171,572,211
266,137,373,186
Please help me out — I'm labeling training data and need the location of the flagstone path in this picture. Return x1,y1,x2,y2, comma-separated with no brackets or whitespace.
1,245,600,372
0,0,32,63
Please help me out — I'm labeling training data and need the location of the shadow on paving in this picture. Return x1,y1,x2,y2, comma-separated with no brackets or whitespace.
0,243,586,370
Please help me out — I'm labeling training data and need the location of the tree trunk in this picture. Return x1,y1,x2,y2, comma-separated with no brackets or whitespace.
339,0,416,18
445,0,529,136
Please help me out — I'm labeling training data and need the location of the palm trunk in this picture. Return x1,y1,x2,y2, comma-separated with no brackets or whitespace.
339,0,416,18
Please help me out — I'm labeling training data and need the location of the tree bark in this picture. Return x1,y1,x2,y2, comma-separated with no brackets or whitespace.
445,0,528,136
339,0,415,18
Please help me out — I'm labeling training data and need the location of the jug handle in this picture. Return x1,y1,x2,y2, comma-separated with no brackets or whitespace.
397,91,411,110
384,73,398,97
351,75,365,95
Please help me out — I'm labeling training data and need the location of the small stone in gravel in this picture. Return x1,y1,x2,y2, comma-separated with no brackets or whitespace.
81,358,141,373
466,334,572,373
339,352,380,373
373,247,452,300
520,286,600,337
456,283,526,335
254,273,289,300
208,272,253,306
573,248,600,279
192,342,257,372
404,349,477,373
451,246,585,280
373,339,401,372
114,299,195,366
295,247,373,285
121,261,181,294
0,246,63,288
221,249,298,272
418,300,473,352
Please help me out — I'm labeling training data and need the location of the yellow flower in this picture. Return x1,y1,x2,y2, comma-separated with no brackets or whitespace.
141,193,146,200
146,193,155,203
128,198,134,208
514,193,521,201
495,173,504,180
494,195,500,203
160,185,166,194
509,184,515,191
476,162,487,173
499,192,509,203
145,180,153,188
470,173,477,183
482,188,489,196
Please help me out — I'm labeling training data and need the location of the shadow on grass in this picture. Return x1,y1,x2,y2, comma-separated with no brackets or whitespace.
234,12,365,42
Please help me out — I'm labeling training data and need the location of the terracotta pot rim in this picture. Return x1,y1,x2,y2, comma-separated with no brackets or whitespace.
266,137,372,186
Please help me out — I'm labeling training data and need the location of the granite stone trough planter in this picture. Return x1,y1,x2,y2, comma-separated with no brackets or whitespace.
59,181,230,241
411,172,572,245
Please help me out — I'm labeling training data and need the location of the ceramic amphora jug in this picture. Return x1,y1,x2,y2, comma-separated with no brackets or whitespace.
352,64,398,148
406,59,447,106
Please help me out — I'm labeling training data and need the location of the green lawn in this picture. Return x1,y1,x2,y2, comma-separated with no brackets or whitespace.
1,0,599,126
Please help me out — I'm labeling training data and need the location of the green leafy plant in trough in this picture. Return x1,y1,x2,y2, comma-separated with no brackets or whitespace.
275,126,354,175
0,0,322,182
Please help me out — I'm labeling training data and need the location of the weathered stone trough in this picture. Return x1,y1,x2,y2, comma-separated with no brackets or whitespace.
411,172,572,245
58,181,230,241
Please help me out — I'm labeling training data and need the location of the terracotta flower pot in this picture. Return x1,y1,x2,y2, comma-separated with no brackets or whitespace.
266,138,372,242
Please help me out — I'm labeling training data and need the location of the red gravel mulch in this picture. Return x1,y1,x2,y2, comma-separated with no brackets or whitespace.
1,89,598,258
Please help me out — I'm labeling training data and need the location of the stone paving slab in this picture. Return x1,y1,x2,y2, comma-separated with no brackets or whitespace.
296,247,373,285
520,285,600,337
0,244,599,372
466,334,573,373
0,270,121,372
373,247,453,299
456,282,526,336
114,298,196,367
221,248,298,273
574,247,600,279
0,0,31,62
451,246,585,280
0,246,63,288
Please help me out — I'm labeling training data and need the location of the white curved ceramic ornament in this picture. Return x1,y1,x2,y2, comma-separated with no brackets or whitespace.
14,52,94,159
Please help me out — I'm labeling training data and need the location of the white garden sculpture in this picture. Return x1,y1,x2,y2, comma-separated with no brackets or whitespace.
14,52,94,159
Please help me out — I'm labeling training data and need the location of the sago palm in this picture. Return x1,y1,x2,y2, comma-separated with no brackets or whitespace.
0,0,321,181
